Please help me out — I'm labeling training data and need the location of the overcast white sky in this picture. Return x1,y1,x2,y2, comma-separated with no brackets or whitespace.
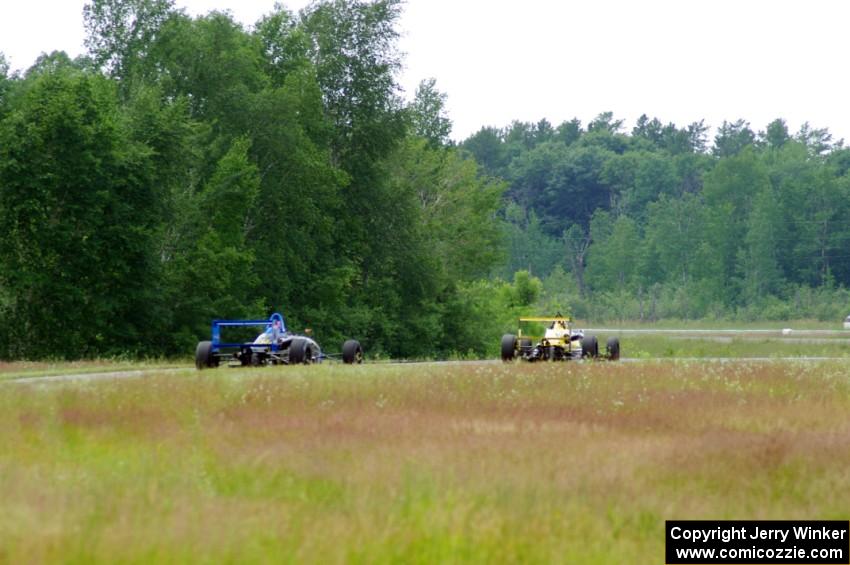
1,0,848,143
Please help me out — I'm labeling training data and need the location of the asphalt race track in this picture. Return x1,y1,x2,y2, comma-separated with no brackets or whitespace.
5,355,850,387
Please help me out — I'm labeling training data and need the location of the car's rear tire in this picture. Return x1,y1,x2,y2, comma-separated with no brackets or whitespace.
289,338,313,364
582,335,599,358
342,339,363,364
195,341,215,370
519,337,532,350
501,334,517,361
606,337,620,361
239,347,252,366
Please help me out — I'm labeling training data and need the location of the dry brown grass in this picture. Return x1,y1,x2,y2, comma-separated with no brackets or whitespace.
1,360,849,563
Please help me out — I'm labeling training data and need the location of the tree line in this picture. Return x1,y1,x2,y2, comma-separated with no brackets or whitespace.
0,0,506,359
1,0,848,361
463,113,850,322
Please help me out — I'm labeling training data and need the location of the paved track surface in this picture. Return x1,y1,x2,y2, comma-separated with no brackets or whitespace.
8,327,846,387
5,368,189,386
669,335,850,344
4,357,849,387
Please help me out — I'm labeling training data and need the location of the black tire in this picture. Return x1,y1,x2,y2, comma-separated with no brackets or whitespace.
581,335,599,358
606,337,620,361
289,338,306,364
239,347,252,366
342,339,363,364
519,337,533,350
195,341,215,370
251,352,263,366
289,338,313,364
501,334,517,361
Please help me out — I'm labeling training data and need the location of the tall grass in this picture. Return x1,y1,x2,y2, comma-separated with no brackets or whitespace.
1,361,849,563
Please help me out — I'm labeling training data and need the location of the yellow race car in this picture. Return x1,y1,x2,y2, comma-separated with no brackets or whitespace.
501,314,619,362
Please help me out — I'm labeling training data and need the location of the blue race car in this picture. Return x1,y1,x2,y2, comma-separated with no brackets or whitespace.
195,312,363,369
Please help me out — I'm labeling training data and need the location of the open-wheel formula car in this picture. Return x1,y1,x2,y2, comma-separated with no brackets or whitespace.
195,312,363,369
501,314,619,362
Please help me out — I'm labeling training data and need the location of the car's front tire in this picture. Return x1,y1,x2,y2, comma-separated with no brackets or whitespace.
342,339,363,364
195,341,216,370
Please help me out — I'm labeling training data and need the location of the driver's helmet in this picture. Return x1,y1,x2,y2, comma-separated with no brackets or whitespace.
269,314,285,331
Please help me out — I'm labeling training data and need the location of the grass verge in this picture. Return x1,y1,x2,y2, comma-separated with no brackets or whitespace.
615,334,850,359
1,361,849,562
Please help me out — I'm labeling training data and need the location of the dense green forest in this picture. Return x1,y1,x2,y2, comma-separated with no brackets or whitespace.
1,0,849,360
467,113,850,323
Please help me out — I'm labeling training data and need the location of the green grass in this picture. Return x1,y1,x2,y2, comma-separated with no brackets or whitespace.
2,361,850,563
573,318,846,330
613,334,850,359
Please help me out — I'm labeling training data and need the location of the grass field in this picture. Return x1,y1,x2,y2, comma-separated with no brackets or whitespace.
574,318,847,330
2,360,850,563
609,334,850,359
